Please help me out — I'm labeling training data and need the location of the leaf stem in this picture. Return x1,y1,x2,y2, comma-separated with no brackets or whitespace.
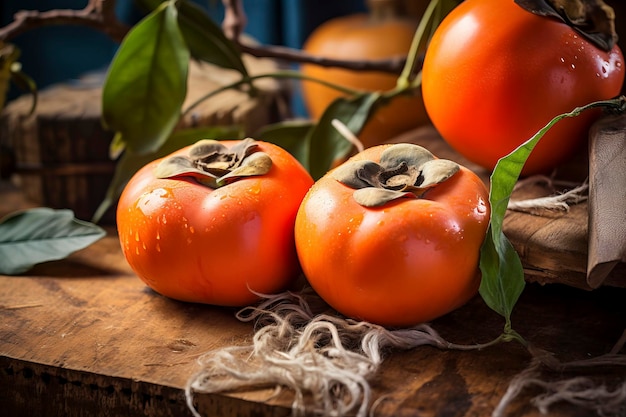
442,332,508,351
182,70,364,117
396,0,440,90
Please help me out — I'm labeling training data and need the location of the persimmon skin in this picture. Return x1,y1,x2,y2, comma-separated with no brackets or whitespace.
294,145,490,328
300,12,430,148
422,0,625,175
117,141,314,307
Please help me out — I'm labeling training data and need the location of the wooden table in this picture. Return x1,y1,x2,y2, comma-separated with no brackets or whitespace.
2,129,626,416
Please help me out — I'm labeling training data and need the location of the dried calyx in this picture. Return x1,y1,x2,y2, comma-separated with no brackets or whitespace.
332,143,460,207
515,0,617,51
154,138,272,188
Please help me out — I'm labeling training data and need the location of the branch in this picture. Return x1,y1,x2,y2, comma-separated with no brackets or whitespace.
219,0,416,75
0,0,129,43
221,0,247,41
237,40,414,74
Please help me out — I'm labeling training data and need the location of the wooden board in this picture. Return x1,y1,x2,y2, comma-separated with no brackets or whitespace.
1,175,626,417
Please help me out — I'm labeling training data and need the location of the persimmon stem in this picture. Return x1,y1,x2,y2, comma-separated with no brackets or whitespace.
182,70,364,116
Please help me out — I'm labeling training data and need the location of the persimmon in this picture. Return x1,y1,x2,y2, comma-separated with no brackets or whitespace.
295,143,490,327
117,139,314,307
300,0,430,149
422,0,625,175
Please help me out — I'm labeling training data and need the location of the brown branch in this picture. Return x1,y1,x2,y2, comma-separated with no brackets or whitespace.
219,0,415,74
0,0,129,43
237,40,413,74
221,0,247,42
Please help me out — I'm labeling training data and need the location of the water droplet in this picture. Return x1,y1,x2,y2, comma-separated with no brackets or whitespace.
189,226,195,234
560,57,565,63
571,64,576,70
135,231,140,241
156,232,160,240
475,199,487,215
156,243,161,252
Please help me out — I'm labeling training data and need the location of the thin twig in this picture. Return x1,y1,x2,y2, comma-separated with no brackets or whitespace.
237,40,412,74
221,0,246,41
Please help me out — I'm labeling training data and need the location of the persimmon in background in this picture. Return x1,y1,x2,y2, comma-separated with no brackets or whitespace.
300,0,430,149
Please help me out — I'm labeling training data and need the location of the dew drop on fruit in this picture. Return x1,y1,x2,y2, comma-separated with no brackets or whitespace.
474,198,487,216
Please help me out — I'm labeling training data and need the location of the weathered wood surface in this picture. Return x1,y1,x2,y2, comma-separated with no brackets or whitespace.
587,114,626,287
1,171,626,417
2,113,626,416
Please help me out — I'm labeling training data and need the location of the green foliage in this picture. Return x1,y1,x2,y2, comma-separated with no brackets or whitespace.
258,94,381,180
0,208,106,275
479,96,626,335
0,44,37,114
257,119,315,164
102,1,190,155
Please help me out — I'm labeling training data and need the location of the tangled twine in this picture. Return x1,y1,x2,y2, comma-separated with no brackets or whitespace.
185,289,484,417
494,343,626,417
508,175,589,213
185,289,626,417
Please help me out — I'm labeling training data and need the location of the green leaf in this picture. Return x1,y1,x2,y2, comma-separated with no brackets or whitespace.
307,93,381,180
92,125,243,223
256,120,315,165
135,0,248,75
479,96,626,327
257,95,379,179
177,0,248,75
0,208,106,275
102,1,189,155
